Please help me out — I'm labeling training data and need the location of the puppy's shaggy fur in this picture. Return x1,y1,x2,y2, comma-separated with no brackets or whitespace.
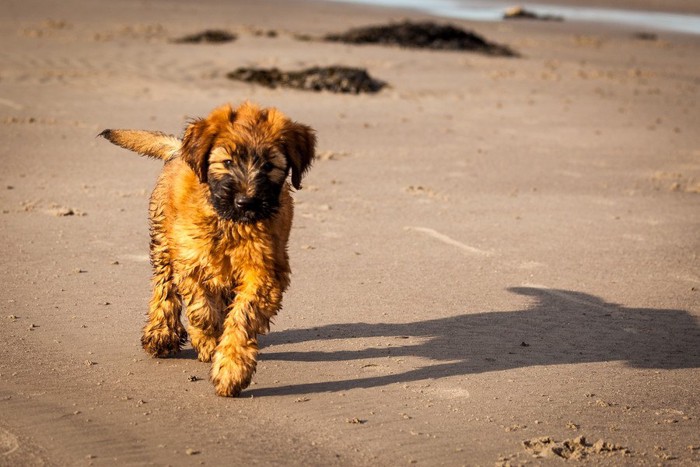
100,102,316,396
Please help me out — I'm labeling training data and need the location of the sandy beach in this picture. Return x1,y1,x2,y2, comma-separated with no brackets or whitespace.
1,0,699,465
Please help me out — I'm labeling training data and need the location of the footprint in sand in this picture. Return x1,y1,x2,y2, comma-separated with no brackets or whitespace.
0,427,20,456
404,185,448,201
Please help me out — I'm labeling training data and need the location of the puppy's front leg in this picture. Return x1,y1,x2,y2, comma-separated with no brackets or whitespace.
142,273,186,357
210,276,282,397
142,204,187,357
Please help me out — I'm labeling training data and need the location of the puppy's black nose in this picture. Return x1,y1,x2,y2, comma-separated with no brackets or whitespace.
234,196,257,211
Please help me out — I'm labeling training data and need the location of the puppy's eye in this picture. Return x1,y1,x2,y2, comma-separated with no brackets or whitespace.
262,162,274,172
223,160,233,169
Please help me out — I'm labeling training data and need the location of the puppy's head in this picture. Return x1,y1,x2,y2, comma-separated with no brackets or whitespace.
182,102,316,223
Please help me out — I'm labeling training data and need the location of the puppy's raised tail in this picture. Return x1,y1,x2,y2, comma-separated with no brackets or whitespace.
99,129,181,161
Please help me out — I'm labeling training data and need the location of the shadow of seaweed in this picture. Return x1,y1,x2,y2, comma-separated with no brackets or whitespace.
251,287,700,397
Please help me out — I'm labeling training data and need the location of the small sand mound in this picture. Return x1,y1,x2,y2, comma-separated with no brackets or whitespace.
324,20,516,56
171,29,236,44
226,66,386,94
522,436,629,460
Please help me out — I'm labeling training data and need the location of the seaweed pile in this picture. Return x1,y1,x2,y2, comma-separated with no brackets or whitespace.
227,66,386,94
324,21,516,57
503,6,564,22
171,29,236,44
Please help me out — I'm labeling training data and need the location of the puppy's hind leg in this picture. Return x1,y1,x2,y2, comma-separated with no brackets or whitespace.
180,278,222,363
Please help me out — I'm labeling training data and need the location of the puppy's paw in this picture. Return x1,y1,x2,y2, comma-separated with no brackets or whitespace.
191,333,218,363
141,325,187,357
210,352,255,397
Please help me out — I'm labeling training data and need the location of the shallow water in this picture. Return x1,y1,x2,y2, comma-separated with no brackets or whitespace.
327,0,700,35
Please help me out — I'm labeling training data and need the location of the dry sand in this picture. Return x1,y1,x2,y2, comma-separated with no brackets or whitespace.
1,0,699,465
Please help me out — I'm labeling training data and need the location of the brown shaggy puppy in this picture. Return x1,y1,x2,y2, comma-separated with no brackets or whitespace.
99,102,316,396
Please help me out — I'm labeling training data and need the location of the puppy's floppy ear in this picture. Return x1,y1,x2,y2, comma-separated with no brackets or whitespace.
181,119,214,183
180,105,235,183
282,122,316,190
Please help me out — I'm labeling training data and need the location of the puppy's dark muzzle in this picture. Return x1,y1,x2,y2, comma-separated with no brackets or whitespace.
234,195,260,212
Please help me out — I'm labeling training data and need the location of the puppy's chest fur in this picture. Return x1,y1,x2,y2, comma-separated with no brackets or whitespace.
152,160,291,293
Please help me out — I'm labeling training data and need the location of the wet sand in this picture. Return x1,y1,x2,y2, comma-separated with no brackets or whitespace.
1,0,699,465
532,0,700,15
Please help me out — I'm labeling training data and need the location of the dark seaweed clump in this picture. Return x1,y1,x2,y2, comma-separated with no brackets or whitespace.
227,66,386,94
171,29,237,44
324,20,516,57
503,6,564,22
633,32,658,41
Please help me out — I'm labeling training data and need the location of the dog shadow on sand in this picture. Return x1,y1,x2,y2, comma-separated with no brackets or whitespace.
252,287,700,396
